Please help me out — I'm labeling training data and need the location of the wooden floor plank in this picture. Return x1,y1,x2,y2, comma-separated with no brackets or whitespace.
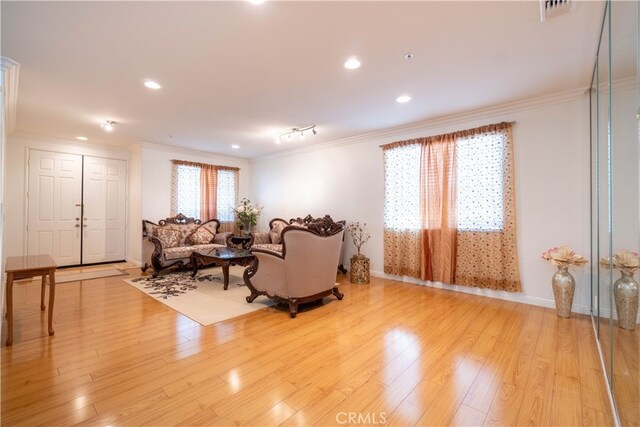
1,266,623,426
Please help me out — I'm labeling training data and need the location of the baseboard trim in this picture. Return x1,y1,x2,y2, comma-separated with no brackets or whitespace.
126,257,142,267
370,270,640,323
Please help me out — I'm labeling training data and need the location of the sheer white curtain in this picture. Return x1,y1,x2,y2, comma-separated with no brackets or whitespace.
383,142,422,278
216,169,238,232
171,164,201,219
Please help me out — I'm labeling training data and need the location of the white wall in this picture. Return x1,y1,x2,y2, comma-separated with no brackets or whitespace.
127,143,143,265
3,133,131,259
251,90,600,314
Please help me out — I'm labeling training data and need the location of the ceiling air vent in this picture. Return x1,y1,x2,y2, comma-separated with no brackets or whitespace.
540,0,575,22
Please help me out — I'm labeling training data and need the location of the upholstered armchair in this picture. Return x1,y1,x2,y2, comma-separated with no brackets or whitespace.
250,215,348,274
244,217,345,318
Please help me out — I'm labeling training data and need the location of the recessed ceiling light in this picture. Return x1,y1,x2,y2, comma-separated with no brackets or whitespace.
231,144,240,149
344,57,361,70
396,95,412,103
248,0,265,4
143,80,162,90
76,136,88,141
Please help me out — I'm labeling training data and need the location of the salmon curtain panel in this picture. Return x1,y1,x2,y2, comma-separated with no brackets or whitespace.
382,122,521,292
420,133,457,284
199,164,218,222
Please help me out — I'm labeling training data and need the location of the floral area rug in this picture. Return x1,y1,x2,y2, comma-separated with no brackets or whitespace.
123,266,274,326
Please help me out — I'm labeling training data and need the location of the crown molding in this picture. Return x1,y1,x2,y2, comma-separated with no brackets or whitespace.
133,140,249,165
252,85,590,162
8,131,134,159
1,57,20,135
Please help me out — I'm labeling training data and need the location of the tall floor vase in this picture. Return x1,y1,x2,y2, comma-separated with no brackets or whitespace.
350,254,370,284
614,271,638,330
552,265,575,318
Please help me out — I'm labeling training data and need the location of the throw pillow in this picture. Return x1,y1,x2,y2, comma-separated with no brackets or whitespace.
270,221,287,244
187,226,215,245
154,228,181,248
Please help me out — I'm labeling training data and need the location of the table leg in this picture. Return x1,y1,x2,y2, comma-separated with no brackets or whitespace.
6,272,14,346
190,254,199,278
40,274,46,311
222,263,230,290
47,269,55,336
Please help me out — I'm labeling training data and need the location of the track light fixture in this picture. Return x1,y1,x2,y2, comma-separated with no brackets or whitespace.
277,125,317,143
101,120,117,132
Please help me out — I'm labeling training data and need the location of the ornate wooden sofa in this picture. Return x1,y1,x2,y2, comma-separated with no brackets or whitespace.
141,213,231,277
244,216,345,318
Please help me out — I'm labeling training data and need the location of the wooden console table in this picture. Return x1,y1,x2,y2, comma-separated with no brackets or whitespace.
5,255,57,346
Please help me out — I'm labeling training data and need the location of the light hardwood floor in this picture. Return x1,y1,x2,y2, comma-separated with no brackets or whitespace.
2,267,615,426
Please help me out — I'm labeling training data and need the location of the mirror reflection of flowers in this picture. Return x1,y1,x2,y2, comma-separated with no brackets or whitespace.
234,198,262,226
600,250,640,275
541,246,587,268
347,222,370,255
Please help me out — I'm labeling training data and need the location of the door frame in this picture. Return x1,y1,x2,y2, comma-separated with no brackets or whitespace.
24,147,129,265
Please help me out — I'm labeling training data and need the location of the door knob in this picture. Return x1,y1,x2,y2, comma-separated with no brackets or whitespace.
75,224,80,228
83,224,88,227
75,217,80,221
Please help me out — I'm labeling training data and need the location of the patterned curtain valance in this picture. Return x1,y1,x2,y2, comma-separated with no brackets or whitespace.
171,159,240,172
380,121,515,151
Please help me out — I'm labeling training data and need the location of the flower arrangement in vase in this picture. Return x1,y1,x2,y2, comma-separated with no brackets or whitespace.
347,222,371,284
600,250,639,330
233,198,262,235
542,246,587,318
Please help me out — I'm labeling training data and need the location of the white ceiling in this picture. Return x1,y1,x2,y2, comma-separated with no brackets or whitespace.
2,1,608,158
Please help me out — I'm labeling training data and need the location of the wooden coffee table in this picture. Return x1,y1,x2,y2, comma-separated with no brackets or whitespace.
190,247,255,290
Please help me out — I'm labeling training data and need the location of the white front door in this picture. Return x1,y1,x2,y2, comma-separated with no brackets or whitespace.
82,156,127,264
27,150,83,266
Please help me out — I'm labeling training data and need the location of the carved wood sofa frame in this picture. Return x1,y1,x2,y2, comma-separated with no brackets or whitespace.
141,213,222,277
243,215,345,318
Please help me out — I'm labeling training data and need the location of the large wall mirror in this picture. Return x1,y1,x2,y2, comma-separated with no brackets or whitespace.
589,1,639,425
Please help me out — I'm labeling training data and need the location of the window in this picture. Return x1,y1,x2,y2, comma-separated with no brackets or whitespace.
382,122,520,292
383,133,505,232
383,144,421,230
455,132,505,231
173,164,201,219
171,161,239,224
216,169,237,222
